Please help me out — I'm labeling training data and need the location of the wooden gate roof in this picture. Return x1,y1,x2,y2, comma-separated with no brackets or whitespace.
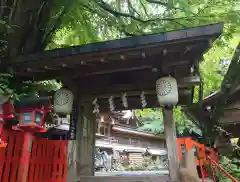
184,43,240,137
184,87,240,138
12,23,223,109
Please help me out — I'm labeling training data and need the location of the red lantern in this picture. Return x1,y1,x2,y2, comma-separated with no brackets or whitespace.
2,102,15,121
0,96,14,148
12,97,52,133
0,97,15,124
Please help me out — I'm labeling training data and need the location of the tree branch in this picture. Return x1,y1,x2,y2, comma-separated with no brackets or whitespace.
140,0,149,17
97,0,189,26
146,0,198,16
145,0,170,7
127,0,141,17
79,3,138,37
97,0,146,23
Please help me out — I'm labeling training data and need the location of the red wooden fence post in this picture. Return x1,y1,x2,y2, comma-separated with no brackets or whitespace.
18,132,33,182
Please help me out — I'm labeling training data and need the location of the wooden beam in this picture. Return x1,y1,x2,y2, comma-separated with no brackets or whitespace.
162,108,179,181
219,109,240,124
13,41,211,82
90,92,191,112
112,126,165,140
225,101,240,110
78,73,199,96
223,124,240,137
82,89,191,101
68,59,190,79
15,56,153,76
14,56,191,80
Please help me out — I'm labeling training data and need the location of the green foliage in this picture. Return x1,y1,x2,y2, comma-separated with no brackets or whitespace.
138,120,164,134
174,107,202,136
0,0,68,96
0,0,78,58
201,37,240,97
214,156,240,181
136,107,200,136
1,0,239,57
0,73,13,95
0,73,61,100
42,0,240,51
136,108,164,134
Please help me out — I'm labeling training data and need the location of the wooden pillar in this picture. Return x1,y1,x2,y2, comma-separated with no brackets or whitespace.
163,108,179,181
76,101,96,176
64,79,95,179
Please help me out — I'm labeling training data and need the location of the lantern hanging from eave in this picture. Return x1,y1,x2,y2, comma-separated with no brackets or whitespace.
156,76,178,106
53,87,74,115
12,96,52,133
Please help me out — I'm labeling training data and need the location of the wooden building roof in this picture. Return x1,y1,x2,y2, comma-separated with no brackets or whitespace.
111,125,165,140
184,43,240,137
12,23,223,109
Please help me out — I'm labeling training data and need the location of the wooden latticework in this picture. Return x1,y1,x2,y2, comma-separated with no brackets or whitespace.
0,129,68,182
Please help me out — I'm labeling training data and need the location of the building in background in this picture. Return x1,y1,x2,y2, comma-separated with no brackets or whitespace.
44,110,167,171
95,111,167,169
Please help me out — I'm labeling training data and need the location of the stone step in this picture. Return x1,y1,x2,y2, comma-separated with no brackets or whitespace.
203,178,214,182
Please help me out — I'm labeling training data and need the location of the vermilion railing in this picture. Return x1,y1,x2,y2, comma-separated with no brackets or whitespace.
177,137,207,182
208,156,238,182
177,137,238,182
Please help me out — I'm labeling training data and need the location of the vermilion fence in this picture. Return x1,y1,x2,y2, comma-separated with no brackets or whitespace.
0,129,68,182
0,129,23,182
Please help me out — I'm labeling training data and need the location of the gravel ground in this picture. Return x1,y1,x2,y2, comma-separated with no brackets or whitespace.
95,170,169,176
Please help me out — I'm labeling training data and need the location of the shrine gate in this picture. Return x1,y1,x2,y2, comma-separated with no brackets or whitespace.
7,23,223,182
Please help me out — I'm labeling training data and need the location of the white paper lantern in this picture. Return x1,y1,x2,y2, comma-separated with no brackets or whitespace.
53,88,74,115
156,77,178,106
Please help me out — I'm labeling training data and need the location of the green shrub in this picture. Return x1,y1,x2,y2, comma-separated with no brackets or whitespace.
115,156,167,171
212,156,240,181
